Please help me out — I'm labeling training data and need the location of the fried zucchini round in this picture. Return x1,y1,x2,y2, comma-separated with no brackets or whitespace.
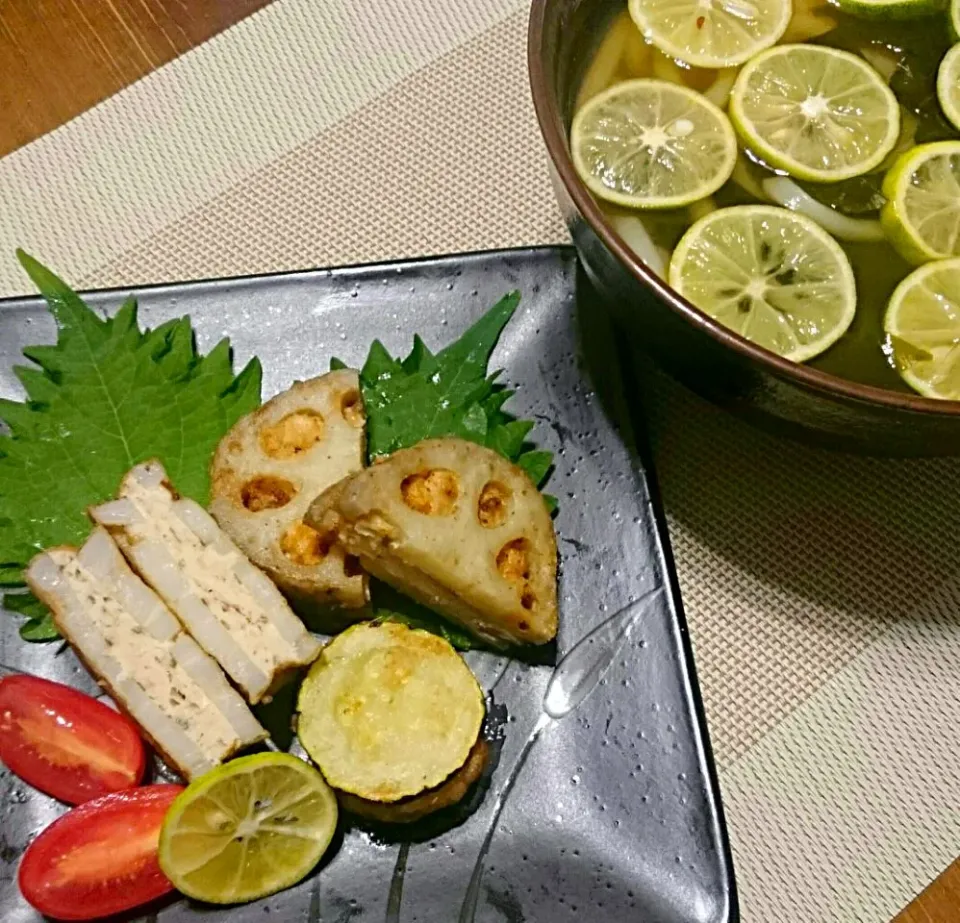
297,621,484,801
338,736,489,824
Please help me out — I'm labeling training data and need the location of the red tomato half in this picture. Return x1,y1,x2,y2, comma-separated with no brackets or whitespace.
0,674,146,804
18,783,184,920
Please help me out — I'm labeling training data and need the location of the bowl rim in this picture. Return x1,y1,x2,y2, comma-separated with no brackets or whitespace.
526,0,960,419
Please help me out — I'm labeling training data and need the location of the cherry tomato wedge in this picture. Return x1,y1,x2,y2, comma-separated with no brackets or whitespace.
0,674,146,805
18,784,184,920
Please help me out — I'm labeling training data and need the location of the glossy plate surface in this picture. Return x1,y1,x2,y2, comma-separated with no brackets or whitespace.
0,247,736,923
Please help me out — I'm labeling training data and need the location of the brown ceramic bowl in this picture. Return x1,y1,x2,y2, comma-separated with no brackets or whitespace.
528,0,960,456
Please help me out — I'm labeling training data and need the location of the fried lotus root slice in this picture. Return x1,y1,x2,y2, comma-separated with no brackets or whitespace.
209,372,369,626
26,528,267,780
296,621,485,802
91,461,321,704
307,438,558,647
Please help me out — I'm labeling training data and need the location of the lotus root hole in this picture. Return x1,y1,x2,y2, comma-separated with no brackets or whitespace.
478,481,510,528
401,469,459,515
240,476,297,512
340,390,364,428
344,554,363,578
518,619,530,631
280,522,334,566
496,538,531,587
259,410,325,459
520,590,536,611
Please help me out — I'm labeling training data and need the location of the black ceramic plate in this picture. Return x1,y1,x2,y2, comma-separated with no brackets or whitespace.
0,247,735,923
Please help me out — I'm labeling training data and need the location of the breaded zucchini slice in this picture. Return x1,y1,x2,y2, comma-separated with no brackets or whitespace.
339,737,489,824
209,372,369,626
26,528,267,780
297,621,484,801
307,438,558,647
90,461,321,704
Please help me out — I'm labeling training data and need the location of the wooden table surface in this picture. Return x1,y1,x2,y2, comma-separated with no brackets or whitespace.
0,0,271,157
0,2,957,921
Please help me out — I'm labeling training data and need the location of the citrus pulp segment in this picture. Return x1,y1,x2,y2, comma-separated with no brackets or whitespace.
730,44,901,183
571,79,738,209
881,141,960,264
668,205,857,362
627,0,792,68
884,257,960,399
158,753,338,905
937,44,960,132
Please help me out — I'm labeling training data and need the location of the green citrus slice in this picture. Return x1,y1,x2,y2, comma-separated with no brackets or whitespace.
881,141,960,264
669,205,857,362
729,44,901,183
627,0,791,68
884,258,960,399
571,79,737,210
952,0,960,39
835,0,945,17
158,753,338,904
937,45,960,131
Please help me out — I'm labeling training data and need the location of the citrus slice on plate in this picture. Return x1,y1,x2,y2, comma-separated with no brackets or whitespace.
937,45,960,131
571,79,737,209
158,753,338,904
884,258,960,399
834,0,945,18
627,0,792,68
881,141,960,264
729,44,901,183
668,205,857,361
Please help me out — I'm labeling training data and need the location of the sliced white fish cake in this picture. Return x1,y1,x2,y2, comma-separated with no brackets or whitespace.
307,438,558,647
209,372,369,629
26,528,267,780
91,461,321,704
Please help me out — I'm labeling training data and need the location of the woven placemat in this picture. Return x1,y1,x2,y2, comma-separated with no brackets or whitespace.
1,1,958,919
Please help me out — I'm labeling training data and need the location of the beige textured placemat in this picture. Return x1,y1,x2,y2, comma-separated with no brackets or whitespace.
1,2,959,920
